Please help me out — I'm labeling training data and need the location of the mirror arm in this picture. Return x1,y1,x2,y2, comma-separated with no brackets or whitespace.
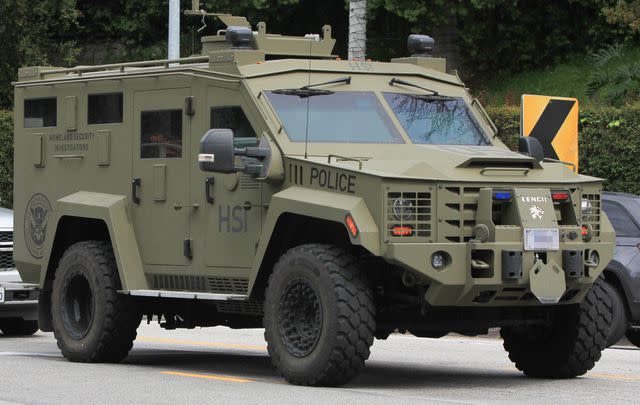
235,146,270,158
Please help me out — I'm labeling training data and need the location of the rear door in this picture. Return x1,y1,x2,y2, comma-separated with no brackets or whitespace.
132,88,191,266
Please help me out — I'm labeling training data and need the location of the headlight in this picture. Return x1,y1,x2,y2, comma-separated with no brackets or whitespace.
392,198,415,221
589,250,600,266
581,198,593,220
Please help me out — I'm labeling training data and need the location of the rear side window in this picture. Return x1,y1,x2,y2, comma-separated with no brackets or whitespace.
88,93,123,124
140,110,182,158
24,97,57,128
603,201,640,237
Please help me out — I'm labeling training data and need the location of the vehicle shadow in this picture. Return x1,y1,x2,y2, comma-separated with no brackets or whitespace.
124,347,538,389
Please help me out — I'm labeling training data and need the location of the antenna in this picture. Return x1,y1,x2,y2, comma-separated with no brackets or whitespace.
303,39,313,159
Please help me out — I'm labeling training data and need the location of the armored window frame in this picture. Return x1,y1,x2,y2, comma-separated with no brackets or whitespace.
140,109,183,159
24,97,57,128
88,92,123,124
210,106,258,148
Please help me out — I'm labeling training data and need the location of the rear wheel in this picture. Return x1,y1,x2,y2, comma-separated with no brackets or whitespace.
0,318,39,336
264,244,375,386
51,241,141,363
603,281,627,347
501,277,611,378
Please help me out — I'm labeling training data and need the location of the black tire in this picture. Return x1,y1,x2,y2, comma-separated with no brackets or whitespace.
51,241,141,363
626,328,640,348
0,319,39,336
603,281,627,347
501,277,611,378
264,244,375,386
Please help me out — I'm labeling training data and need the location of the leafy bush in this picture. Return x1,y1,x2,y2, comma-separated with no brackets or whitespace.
587,44,640,105
487,103,640,194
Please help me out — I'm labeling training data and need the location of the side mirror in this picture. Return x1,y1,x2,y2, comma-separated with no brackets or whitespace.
199,129,236,173
518,136,544,162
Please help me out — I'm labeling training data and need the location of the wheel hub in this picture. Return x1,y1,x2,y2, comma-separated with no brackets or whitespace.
62,272,95,340
278,278,323,357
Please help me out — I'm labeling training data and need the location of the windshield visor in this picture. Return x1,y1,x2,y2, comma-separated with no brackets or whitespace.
265,91,404,144
383,92,490,146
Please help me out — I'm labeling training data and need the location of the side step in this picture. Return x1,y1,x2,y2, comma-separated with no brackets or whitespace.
124,289,247,301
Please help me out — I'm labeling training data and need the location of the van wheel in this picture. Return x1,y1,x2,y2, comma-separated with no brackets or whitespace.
51,241,141,363
264,244,375,386
501,277,611,378
0,319,39,336
603,281,627,347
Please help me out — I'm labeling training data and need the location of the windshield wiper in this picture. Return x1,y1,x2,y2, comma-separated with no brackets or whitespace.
389,77,440,96
273,76,351,98
389,78,460,102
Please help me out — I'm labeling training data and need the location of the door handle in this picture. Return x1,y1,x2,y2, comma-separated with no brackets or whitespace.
205,177,215,204
132,178,141,205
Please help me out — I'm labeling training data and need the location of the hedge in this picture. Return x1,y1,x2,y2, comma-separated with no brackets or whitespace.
486,104,640,195
0,105,639,208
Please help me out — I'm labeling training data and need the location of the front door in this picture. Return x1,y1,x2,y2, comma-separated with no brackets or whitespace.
133,88,191,266
192,87,262,270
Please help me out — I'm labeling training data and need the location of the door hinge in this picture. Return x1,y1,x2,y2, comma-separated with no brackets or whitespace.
185,96,195,116
184,238,193,259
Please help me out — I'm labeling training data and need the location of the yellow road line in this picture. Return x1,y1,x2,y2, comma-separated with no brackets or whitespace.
160,371,253,383
589,372,640,382
502,366,640,382
137,336,266,351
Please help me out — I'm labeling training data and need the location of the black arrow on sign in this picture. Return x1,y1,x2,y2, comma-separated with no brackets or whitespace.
527,99,576,160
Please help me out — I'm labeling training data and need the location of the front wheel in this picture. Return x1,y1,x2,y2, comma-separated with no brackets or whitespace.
264,244,375,386
602,281,627,347
51,241,141,363
501,277,611,378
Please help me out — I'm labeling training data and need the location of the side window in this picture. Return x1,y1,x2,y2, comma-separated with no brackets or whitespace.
603,201,640,237
88,93,123,124
24,97,57,128
140,110,182,159
210,107,257,140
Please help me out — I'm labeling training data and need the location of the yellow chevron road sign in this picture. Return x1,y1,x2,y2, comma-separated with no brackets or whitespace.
521,94,579,172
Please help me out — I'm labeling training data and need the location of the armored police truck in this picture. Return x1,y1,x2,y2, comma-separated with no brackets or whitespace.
13,14,614,386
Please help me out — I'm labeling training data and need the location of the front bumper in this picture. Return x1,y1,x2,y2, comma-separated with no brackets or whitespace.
384,239,613,306
1,270,39,320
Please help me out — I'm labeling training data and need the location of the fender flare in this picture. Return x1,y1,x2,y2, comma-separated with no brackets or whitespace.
247,187,380,292
41,191,148,291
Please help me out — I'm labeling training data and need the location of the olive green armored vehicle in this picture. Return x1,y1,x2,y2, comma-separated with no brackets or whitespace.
13,14,614,386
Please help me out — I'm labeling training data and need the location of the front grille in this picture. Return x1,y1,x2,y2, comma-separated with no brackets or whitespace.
0,231,13,243
438,186,479,243
0,251,15,270
582,193,601,239
385,191,432,239
0,230,14,270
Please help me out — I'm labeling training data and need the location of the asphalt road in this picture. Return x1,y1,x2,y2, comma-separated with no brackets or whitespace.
0,324,639,405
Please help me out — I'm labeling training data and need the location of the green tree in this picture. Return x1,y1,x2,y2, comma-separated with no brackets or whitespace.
0,0,80,108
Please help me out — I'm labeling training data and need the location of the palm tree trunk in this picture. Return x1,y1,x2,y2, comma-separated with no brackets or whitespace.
348,0,367,60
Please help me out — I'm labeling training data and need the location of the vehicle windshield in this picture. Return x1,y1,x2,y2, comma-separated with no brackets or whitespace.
383,92,490,146
265,91,404,144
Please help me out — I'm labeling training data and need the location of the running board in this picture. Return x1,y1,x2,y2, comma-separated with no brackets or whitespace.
124,290,247,301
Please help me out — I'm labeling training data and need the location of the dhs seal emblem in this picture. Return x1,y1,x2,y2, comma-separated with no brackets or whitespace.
25,193,52,259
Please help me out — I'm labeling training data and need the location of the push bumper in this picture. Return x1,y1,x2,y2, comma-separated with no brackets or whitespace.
383,240,613,307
